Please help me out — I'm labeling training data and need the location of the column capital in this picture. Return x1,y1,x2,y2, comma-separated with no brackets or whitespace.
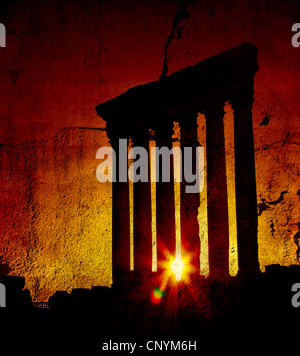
230,82,255,107
153,119,174,141
130,129,150,146
204,100,225,115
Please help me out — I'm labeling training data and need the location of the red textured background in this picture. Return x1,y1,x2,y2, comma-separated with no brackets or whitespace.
0,0,299,301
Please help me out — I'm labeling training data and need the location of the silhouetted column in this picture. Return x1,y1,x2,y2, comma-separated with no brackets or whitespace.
232,91,260,277
180,117,200,276
110,137,131,285
131,131,153,276
155,122,176,271
205,103,230,280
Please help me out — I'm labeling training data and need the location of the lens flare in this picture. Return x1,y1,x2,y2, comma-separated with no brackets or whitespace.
171,258,185,281
151,287,164,304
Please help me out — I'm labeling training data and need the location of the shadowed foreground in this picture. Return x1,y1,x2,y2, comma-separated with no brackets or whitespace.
0,265,300,353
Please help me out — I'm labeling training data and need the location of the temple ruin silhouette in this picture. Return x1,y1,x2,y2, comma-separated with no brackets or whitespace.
1,44,300,353
96,43,260,287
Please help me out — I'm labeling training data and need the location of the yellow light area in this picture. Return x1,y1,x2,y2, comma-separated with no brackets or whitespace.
171,258,185,281
128,138,134,271
129,114,238,277
197,113,209,276
149,139,157,272
197,106,238,277
158,250,193,289
223,102,238,276
172,136,182,270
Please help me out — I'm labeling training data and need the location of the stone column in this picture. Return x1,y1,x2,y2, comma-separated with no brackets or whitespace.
155,122,176,272
232,90,260,278
205,102,230,280
110,137,131,286
131,131,153,277
180,117,200,277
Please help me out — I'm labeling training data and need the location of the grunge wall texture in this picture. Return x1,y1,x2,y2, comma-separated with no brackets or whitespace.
0,0,299,301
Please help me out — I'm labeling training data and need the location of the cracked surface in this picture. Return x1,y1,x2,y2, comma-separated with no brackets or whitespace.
160,0,195,79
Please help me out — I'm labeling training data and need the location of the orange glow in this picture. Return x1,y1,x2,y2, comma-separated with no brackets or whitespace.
157,249,193,289
171,258,185,281
128,138,134,271
150,139,157,272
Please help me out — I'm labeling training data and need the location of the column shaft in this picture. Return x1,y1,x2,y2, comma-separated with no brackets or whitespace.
111,138,131,285
205,103,230,280
180,119,200,276
155,124,176,271
132,133,153,274
232,92,260,277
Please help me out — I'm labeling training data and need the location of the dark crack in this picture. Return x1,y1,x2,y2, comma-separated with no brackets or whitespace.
259,115,270,126
160,0,195,80
270,221,275,236
257,191,288,216
267,190,288,205
293,224,300,262
288,140,300,145
281,132,290,148
70,126,106,131
255,134,300,152
257,199,270,216
283,216,290,226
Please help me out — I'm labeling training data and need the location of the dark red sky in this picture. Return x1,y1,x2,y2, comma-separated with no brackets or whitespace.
0,0,299,145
